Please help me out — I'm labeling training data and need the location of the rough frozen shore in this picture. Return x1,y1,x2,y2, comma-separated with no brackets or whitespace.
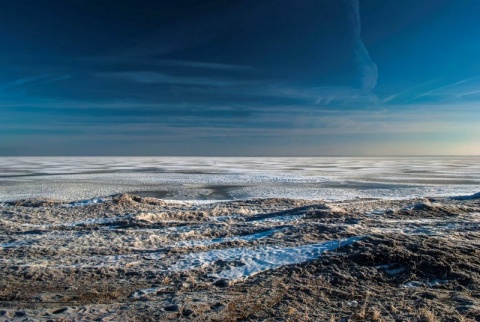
1,193,479,321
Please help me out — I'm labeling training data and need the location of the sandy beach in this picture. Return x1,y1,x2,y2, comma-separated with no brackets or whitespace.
1,158,480,321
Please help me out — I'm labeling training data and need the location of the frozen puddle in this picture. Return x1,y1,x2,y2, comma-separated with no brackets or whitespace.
170,236,363,281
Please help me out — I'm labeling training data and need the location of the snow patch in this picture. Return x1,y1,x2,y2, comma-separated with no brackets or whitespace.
0,241,32,249
63,197,110,207
208,215,241,222
427,279,449,287
252,214,305,224
129,287,160,299
173,228,281,248
403,281,424,288
23,215,133,228
170,236,363,281
365,209,385,216
403,280,450,288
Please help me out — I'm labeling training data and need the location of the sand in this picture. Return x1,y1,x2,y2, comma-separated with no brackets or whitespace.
1,192,480,321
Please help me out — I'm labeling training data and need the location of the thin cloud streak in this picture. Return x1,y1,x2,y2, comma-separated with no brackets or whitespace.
0,75,70,92
347,0,378,90
98,71,259,87
157,59,255,71
408,75,480,102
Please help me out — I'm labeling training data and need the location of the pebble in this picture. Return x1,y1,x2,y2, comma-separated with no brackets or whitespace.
164,304,179,312
214,279,232,287
182,308,194,317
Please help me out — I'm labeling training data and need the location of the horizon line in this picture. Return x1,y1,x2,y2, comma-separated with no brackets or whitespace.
1,155,479,158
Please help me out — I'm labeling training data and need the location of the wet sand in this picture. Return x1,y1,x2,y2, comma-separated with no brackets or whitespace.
1,193,479,321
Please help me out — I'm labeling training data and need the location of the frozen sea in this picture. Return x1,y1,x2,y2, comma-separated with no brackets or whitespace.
0,156,479,202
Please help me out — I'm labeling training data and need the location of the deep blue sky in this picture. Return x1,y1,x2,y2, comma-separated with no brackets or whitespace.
1,0,479,156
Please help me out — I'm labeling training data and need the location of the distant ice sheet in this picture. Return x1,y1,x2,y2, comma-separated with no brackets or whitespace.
1,157,479,201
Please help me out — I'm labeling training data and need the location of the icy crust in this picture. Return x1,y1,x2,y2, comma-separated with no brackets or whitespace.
171,236,363,281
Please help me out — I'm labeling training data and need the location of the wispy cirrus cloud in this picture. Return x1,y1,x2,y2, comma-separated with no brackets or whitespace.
345,0,378,90
97,71,258,87
153,59,254,72
412,75,480,101
0,74,71,92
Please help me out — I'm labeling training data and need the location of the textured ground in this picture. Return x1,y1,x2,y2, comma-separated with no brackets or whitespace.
1,193,480,321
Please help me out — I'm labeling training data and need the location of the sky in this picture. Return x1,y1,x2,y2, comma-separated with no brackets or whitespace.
1,0,479,156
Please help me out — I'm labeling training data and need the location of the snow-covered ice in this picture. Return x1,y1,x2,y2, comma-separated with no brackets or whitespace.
170,236,363,280
1,157,479,201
